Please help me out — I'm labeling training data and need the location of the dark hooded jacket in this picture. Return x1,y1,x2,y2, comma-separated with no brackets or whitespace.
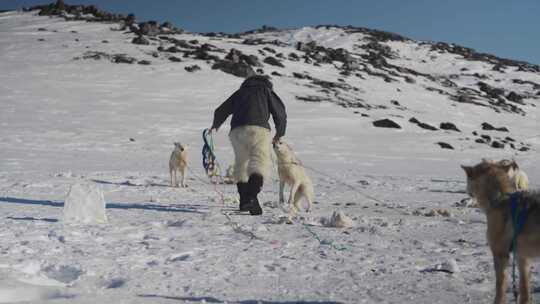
211,76,287,137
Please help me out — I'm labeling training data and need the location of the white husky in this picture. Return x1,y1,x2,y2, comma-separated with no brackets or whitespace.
169,142,187,188
273,139,314,218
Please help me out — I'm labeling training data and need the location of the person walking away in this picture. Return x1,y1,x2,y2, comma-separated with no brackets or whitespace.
209,75,287,215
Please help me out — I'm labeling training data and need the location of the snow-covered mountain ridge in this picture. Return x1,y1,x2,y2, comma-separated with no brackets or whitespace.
22,1,540,154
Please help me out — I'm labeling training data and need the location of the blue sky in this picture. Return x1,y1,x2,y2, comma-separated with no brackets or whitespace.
3,0,539,64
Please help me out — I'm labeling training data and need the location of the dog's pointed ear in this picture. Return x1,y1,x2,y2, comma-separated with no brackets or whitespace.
461,165,473,177
510,158,519,169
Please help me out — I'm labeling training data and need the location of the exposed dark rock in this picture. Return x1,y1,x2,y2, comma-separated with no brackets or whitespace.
113,54,136,64
184,45,220,61
296,95,328,103
506,91,524,104
101,40,109,43
519,146,530,152
403,76,415,84
312,78,353,91
184,65,201,72
478,81,504,99
312,25,408,42
297,41,318,53
480,134,491,142
137,60,151,65
256,68,264,74
159,36,196,49
481,122,496,130
263,47,276,54
505,136,515,142
225,49,262,67
512,79,540,90
80,51,110,60
38,27,47,31
168,56,182,62
263,56,285,67
159,21,183,34
292,72,312,80
491,141,505,149
132,36,150,45
409,117,437,131
373,119,401,129
436,142,454,150
288,53,300,61
440,122,460,132
492,64,505,72
481,122,509,132
241,38,287,47
271,71,282,76
243,55,262,67
440,78,457,88
359,41,397,59
165,46,182,53
429,41,540,73
475,138,486,144
137,21,160,36
212,60,256,78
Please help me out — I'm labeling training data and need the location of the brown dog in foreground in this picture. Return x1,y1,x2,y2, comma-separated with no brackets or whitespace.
462,160,539,304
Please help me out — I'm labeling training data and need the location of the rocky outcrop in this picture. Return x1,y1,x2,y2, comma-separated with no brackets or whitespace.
439,122,460,132
409,118,438,131
481,122,509,132
185,65,201,72
212,60,256,78
430,41,540,73
263,56,284,67
373,119,401,129
131,36,149,45
436,142,454,150
225,49,262,67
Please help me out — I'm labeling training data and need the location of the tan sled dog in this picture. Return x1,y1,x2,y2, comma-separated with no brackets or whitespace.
273,140,314,218
462,161,540,304
482,158,529,191
169,142,187,187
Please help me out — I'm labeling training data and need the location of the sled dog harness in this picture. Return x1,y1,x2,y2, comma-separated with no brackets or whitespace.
509,191,527,303
202,128,220,178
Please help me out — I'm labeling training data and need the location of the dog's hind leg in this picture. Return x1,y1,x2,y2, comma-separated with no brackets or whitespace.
279,180,285,204
518,257,531,304
181,167,186,188
170,168,174,187
287,182,301,219
305,191,313,213
493,254,509,304
292,189,303,213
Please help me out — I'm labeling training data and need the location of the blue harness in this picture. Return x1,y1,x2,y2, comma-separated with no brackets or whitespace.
510,191,527,250
509,191,527,302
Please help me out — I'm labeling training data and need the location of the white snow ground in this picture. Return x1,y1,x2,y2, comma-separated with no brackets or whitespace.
0,11,539,303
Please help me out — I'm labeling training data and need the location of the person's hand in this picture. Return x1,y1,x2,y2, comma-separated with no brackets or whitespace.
272,135,281,144
208,128,217,135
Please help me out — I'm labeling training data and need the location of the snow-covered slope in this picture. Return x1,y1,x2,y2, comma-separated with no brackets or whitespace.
0,8,539,304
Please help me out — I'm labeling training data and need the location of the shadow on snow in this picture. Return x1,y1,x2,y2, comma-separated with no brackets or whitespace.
0,196,208,215
138,294,344,304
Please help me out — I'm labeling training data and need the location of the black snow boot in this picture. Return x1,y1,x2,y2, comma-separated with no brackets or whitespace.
237,182,250,211
246,173,263,216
